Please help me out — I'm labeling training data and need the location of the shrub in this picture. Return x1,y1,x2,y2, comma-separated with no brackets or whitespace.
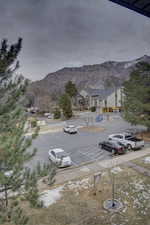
30,118,37,128
53,108,61,119
90,106,96,112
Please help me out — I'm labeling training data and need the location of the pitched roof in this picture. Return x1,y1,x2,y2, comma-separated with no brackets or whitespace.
84,87,115,99
109,0,150,18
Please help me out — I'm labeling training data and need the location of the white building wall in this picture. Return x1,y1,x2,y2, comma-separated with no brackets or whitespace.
106,92,115,107
80,88,122,109
101,88,122,108
117,88,122,107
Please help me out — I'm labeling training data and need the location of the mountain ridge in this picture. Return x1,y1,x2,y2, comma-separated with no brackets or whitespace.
26,55,150,110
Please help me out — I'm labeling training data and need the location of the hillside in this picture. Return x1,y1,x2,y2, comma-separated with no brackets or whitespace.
26,55,150,110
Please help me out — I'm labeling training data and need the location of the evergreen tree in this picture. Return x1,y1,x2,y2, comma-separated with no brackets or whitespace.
123,62,150,130
59,94,72,119
65,81,77,98
53,107,61,119
0,38,37,223
0,39,56,224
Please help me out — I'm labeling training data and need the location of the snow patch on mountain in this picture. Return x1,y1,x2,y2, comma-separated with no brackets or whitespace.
124,61,137,69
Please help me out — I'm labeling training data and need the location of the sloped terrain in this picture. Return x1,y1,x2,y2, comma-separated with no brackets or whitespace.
26,55,150,110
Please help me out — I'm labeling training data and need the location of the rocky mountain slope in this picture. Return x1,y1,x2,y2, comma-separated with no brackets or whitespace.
26,55,150,110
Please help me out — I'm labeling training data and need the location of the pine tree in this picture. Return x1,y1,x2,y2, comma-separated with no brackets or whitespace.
123,62,150,130
65,81,77,98
59,94,72,119
0,39,56,224
0,38,37,223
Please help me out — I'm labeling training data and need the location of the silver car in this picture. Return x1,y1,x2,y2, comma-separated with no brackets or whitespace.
48,148,72,167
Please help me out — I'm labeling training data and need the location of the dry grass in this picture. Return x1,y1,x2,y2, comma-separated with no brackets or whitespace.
21,167,150,225
132,155,150,170
4,166,150,225
79,126,105,133
137,131,150,142
29,126,63,134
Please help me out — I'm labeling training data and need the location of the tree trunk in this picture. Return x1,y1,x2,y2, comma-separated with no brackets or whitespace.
4,184,8,208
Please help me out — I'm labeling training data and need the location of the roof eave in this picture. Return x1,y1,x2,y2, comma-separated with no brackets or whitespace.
109,0,150,18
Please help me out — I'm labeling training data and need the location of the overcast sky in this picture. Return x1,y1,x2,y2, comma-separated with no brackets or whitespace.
0,0,150,81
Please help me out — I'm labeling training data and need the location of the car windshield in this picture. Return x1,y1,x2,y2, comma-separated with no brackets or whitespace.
56,152,67,158
125,135,133,139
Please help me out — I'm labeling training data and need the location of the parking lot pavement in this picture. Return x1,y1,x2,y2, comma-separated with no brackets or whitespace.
55,147,150,185
69,145,111,166
26,116,148,170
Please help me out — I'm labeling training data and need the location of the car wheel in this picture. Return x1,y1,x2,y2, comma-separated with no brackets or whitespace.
127,144,132,151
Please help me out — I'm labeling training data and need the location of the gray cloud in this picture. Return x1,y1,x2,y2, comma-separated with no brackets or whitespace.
0,0,150,80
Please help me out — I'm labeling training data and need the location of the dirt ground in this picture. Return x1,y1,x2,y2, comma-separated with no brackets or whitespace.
20,165,150,225
137,131,150,141
132,155,150,170
79,126,105,132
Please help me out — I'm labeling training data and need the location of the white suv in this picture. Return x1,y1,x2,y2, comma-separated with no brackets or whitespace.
48,148,72,167
63,125,77,134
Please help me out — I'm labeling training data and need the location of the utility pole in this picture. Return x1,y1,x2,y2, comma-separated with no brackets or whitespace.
112,173,115,207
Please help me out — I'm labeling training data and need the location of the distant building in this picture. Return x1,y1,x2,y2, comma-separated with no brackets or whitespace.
79,87,123,112
26,107,39,113
75,93,88,110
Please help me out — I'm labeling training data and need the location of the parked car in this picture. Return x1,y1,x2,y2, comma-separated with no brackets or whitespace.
108,133,144,150
47,114,53,119
44,112,51,117
98,140,126,155
48,148,72,167
44,113,53,119
63,125,77,134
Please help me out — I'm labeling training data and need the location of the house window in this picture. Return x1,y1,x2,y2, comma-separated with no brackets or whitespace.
94,99,97,107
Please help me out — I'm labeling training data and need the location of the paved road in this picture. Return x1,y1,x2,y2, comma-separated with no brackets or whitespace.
26,115,147,169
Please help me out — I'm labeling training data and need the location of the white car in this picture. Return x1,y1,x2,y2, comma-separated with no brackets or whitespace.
44,113,53,119
48,148,72,167
47,114,53,119
108,133,144,150
44,112,51,117
63,125,77,134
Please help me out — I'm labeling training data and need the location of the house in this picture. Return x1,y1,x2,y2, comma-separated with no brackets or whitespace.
79,87,123,112
26,107,39,114
103,88,123,112
74,93,88,110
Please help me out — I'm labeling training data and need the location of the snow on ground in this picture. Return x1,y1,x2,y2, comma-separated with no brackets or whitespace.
111,167,122,174
130,179,145,191
65,178,93,193
144,157,150,164
80,166,90,172
39,186,64,207
39,178,93,206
